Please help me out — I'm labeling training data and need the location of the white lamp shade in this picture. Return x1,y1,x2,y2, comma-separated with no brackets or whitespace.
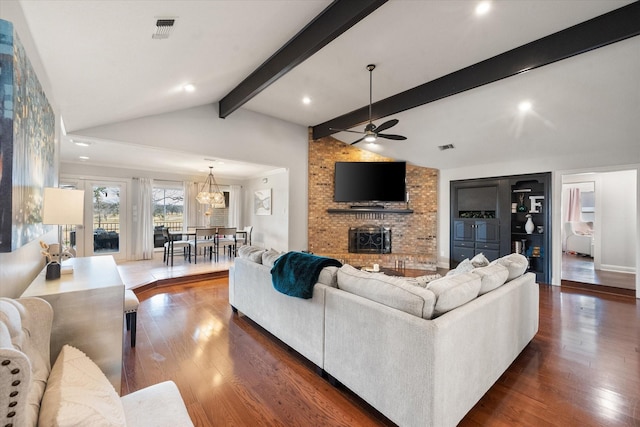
42,188,85,225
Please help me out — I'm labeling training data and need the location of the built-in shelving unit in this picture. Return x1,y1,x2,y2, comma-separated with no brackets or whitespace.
450,172,551,283
510,174,551,283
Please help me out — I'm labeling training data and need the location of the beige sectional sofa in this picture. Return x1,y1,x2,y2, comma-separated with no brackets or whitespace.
230,248,539,427
0,297,194,427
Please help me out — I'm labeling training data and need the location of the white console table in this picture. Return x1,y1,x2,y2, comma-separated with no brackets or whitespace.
21,256,124,393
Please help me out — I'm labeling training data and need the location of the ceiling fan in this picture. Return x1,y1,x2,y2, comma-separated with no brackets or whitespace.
331,64,407,145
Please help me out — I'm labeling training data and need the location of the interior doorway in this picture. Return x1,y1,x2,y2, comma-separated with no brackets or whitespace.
560,170,636,295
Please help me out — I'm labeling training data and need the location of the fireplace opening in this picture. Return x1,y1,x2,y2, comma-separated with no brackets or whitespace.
349,226,391,254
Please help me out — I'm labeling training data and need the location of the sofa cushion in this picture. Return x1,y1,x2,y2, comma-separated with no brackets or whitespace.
261,248,282,268
337,265,436,319
493,253,529,281
237,245,265,263
427,272,481,317
472,264,509,295
39,345,126,427
318,266,339,288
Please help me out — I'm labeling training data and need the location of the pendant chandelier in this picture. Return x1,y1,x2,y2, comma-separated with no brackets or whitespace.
196,167,225,207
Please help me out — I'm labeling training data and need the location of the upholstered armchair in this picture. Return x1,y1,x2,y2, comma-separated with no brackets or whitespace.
1,297,194,427
565,221,593,256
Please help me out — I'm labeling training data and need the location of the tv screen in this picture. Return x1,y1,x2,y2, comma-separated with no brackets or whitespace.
334,162,406,203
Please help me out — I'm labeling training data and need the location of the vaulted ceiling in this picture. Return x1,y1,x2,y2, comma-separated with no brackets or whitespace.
13,0,640,176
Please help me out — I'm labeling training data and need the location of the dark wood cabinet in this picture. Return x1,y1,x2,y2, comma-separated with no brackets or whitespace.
451,172,551,283
452,219,500,263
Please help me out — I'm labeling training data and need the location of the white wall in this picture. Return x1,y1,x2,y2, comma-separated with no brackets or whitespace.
242,169,289,251
0,3,60,298
73,104,308,251
598,170,637,272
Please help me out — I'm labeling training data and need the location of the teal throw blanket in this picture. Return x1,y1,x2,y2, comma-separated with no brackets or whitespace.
271,251,342,299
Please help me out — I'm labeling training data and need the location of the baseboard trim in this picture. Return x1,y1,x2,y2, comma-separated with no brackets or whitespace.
600,264,636,274
561,279,635,298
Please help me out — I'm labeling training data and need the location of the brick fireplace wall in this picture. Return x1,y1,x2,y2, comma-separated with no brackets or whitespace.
308,131,438,269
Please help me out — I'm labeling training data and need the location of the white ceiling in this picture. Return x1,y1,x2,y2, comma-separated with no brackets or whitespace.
15,0,640,177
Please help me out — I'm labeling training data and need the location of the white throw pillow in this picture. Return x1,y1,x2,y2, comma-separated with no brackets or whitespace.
472,264,509,295
405,274,442,288
446,258,475,276
38,345,126,427
471,252,490,268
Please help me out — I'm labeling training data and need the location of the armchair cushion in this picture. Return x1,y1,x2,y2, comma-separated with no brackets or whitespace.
39,345,126,427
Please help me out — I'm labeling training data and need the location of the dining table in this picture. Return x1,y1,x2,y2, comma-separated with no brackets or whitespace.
168,227,247,260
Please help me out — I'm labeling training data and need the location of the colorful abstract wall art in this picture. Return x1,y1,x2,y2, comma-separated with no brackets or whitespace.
0,19,56,252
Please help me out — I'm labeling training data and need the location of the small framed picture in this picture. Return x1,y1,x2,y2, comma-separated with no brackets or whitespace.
254,189,271,215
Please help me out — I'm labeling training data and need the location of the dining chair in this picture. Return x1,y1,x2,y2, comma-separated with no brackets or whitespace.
215,227,237,260
236,225,253,248
189,228,217,264
162,228,190,266
124,289,139,347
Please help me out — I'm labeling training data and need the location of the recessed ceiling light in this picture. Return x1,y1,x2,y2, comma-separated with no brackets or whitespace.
183,83,195,92
79,156,89,160
302,96,311,105
518,101,532,112
475,1,491,16
74,141,91,147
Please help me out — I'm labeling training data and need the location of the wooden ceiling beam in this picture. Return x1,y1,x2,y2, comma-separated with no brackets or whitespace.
312,1,640,140
218,0,388,119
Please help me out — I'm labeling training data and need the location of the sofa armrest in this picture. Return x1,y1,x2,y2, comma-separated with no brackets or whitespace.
121,381,194,427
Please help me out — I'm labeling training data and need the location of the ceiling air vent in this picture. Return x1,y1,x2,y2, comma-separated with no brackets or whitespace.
152,18,176,40
438,144,455,151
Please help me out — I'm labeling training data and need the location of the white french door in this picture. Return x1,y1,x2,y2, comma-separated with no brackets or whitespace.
60,178,128,261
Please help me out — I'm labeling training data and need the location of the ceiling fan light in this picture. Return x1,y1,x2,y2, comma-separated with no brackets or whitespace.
364,134,377,143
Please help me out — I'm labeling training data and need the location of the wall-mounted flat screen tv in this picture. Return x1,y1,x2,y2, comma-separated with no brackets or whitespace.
334,161,406,202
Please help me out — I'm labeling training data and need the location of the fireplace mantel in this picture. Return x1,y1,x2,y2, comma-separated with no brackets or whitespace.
327,208,413,214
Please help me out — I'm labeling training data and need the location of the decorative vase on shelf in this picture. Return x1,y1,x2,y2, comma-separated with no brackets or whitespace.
525,214,535,234
517,194,527,212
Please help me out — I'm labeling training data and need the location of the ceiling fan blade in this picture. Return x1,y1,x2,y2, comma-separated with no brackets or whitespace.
350,136,366,145
329,127,366,135
377,133,407,141
374,119,399,133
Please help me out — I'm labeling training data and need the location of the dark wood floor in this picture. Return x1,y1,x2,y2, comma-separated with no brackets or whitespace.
123,278,640,427
561,252,636,297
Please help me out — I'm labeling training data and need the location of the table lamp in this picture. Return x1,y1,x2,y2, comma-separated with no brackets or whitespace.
42,187,85,277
